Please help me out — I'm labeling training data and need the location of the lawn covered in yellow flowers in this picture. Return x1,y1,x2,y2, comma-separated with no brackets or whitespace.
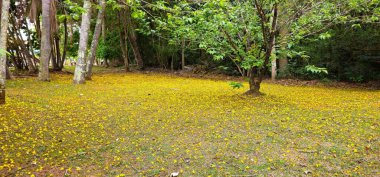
1,69,379,176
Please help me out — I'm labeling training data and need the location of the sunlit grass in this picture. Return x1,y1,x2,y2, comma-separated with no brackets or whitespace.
0,68,379,176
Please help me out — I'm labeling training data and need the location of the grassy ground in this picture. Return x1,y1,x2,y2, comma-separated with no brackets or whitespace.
0,68,379,176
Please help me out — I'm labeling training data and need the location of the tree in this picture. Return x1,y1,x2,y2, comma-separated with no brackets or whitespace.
0,0,10,104
180,0,346,95
73,0,92,84
39,0,52,81
86,0,106,80
125,5,144,70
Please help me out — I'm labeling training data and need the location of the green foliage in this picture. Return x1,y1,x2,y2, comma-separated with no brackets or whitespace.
305,65,328,74
0,48,9,57
96,30,122,60
228,81,244,89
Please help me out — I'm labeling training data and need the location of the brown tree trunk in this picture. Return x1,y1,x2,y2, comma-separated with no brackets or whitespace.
125,6,143,70
9,16,36,73
39,0,51,81
54,35,62,71
25,21,37,73
73,0,92,84
51,43,57,70
246,1,278,95
5,64,11,80
246,68,264,96
0,0,10,104
101,11,108,67
86,0,106,80
181,39,185,70
61,16,68,69
271,36,277,81
119,9,130,72
278,27,288,74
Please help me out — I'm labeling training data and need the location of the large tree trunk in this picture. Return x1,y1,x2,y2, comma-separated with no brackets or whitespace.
73,0,92,84
39,0,51,81
86,0,106,80
125,6,143,70
247,68,263,96
0,0,10,104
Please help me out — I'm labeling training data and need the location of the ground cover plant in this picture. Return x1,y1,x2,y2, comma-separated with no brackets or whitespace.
0,68,379,176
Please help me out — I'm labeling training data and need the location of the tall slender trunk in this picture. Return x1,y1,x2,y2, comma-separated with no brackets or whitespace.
181,39,185,70
51,43,57,70
125,6,143,70
5,64,11,80
270,8,278,81
278,27,288,74
0,0,10,104
171,55,174,71
271,36,277,81
86,0,106,80
73,0,92,84
53,35,61,71
102,11,108,67
39,0,51,81
119,9,130,72
25,21,37,73
61,16,68,68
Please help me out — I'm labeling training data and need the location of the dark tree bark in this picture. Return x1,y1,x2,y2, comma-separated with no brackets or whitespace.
246,1,278,95
125,6,144,70
181,39,185,70
61,14,68,69
119,9,130,72
5,64,12,80
101,13,109,67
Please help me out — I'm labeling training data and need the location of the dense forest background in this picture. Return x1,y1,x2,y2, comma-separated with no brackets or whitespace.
1,0,379,85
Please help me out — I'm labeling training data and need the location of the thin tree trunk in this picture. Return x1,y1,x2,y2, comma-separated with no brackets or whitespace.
9,15,36,73
61,15,68,69
0,0,10,104
86,0,106,80
125,6,143,70
51,43,57,70
271,36,277,81
25,21,37,73
5,64,11,80
73,0,92,84
54,35,61,71
270,8,277,81
39,0,51,81
181,39,185,70
119,9,129,72
102,11,108,67
171,55,174,71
